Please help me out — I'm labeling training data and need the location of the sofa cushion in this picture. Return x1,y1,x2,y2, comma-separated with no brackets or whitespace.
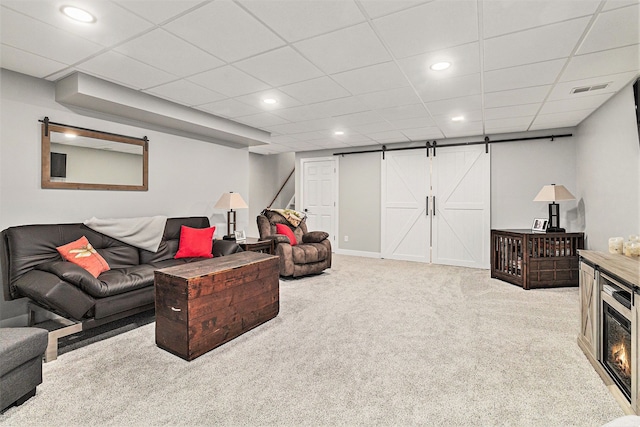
291,243,329,264
275,223,297,246
175,226,215,259
139,217,210,264
56,236,110,278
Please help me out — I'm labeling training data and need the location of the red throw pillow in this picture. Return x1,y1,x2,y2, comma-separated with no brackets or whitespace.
275,223,297,246
57,236,110,278
175,225,215,259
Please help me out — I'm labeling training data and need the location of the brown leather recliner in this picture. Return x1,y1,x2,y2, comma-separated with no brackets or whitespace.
257,210,331,277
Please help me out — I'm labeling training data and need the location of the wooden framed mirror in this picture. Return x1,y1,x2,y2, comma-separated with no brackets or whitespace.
41,119,148,191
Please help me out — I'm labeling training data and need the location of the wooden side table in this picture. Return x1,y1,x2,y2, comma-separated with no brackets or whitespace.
238,237,274,255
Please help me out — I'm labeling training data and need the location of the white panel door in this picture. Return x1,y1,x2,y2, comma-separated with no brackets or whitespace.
431,145,491,268
381,151,430,262
302,159,335,242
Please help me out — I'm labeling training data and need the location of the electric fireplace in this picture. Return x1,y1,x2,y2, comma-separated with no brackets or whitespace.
600,273,634,402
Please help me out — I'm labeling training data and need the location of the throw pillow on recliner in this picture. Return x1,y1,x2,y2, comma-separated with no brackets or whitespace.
275,223,297,246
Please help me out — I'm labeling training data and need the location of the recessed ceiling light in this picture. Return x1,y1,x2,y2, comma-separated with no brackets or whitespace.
451,116,464,122
334,131,345,136
263,98,277,105
60,6,96,23
430,62,451,71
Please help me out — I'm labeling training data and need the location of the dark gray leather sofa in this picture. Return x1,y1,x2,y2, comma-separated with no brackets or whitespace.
0,216,241,360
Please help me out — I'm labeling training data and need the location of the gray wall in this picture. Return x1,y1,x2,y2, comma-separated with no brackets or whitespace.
297,130,579,256
575,83,640,251
0,69,250,325
248,152,295,238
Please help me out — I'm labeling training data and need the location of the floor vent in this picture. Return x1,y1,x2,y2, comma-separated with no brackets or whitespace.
571,83,610,94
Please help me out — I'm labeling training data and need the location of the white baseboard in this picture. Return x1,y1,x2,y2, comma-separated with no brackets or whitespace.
335,249,381,258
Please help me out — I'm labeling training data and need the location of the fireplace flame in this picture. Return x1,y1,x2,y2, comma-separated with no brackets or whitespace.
612,341,631,378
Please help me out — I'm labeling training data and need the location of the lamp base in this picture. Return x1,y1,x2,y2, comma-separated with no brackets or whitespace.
222,235,236,241
546,227,565,233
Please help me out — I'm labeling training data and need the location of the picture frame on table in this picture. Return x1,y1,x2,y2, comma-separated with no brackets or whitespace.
234,229,246,242
532,218,548,233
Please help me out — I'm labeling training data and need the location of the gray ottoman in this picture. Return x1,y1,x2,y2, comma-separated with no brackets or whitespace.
0,327,48,413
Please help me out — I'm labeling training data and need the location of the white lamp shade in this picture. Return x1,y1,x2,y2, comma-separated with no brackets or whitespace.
214,192,248,210
533,184,575,202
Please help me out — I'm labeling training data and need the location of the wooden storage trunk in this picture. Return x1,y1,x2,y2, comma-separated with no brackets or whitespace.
491,229,584,290
154,251,279,361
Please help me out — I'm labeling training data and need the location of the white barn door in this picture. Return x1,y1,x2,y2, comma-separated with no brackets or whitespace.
301,158,336,243
381,151,430,262
432,145,490,269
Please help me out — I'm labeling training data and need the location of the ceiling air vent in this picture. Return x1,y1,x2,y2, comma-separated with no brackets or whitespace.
571,83,610,94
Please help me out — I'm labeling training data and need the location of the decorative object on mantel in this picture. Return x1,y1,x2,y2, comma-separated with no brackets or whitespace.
214,192,248,240
533,184,575,232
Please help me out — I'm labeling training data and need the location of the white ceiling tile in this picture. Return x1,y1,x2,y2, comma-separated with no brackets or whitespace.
533,109,596,126
484,86,552,108
306,96,371,117
271,104,332,122
114,0,203,25
425,95,482,117
163,1,285,62
115,29,223,77
603,0,640,11
398,42,480,87
484,104,541,120
294,23,391,74
578,4,640,54
482,0,600,38
234,47,323,87
291,118,337,132
268,121,327,135
401,127,445,140
145,80,227,106
367,130,410,142
2,1,155,47
548,71,638,101
235,89,303,111
249,143,292,155
279,76,351,104
187,66,270,97
0,8,103,65
484,59,566,92
539,93,614,115
331,61,409,95
484,17,590,71
352,121,396,134
438,120,484,138
238,0,365,42
416,73,482,102
270,135,298,144
377,103,428,121
358,1,425,19
561,45,640,81
0,44,68,78
282,131,327,141
76,51,176,89
433,110,483,124
331,111,385,128
387,116,436,129
234,113,290,128
311,139,353,150
197,98,263,118
278,140,325,151
332,132,373,144
372,0,478,58
357,87,421,110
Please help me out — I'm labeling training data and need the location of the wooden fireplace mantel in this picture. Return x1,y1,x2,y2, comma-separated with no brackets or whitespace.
578,250,640,414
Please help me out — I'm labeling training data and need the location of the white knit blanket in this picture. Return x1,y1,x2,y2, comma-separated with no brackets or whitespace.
83,216,168,252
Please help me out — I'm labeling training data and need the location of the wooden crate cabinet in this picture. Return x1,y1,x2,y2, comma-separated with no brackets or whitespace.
491,229,584,290
155,251,279,361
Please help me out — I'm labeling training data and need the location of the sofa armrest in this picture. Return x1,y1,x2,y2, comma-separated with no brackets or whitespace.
13,270,95,320
266,235,292,245
302,231,329,243
212,239,243,257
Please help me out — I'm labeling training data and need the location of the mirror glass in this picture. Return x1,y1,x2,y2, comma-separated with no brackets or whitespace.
42,122,148,191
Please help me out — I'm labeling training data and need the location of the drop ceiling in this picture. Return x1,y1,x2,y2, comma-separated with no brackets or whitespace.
1,0,639,155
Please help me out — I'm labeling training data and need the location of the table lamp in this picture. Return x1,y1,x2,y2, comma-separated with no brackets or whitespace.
533,184,575,232
214,192,248,239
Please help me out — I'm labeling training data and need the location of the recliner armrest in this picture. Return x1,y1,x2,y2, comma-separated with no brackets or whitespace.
302,231,329,243
267,235,292,245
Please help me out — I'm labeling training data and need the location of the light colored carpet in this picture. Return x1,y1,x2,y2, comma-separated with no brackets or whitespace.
1,255,624,426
